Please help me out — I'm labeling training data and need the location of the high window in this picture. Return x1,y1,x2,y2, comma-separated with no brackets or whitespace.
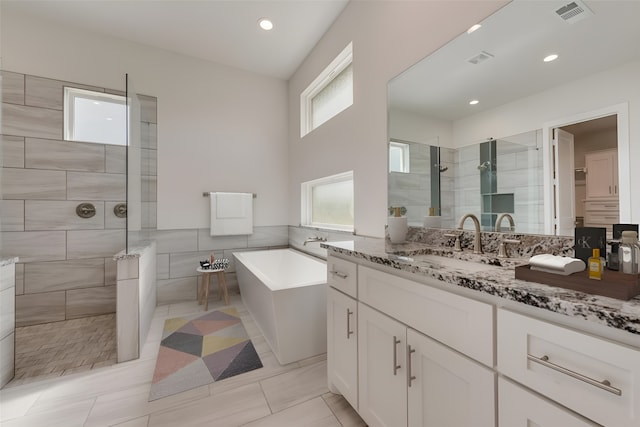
301,171,354,231
64,87,127,145
389,140,410,173
300,42,353,137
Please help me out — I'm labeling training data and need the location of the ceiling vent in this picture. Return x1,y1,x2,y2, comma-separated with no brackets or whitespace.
555,0,594,24
467,51,494,65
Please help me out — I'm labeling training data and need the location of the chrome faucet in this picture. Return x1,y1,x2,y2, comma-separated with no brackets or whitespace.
457,213,483,254
303,236,327,246
495,213,515,232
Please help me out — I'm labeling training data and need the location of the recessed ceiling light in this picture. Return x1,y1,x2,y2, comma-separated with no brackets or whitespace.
106,117,113,121
543,54,558,62
469,99,479,105
258,18,273,31
467,24,482,34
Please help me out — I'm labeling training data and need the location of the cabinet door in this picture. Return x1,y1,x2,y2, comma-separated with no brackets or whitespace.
585,150,616,198
407,329,496,427
327,288,358,410
499,378,599,426
358,303,407,427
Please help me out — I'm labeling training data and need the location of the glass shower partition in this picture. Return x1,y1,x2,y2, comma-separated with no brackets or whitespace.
125,74,147,251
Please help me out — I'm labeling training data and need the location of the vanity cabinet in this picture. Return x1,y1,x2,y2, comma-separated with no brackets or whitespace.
358,303,407,427
327,287,358,410
357,304,496,427
327,256,359,409
498,308,640,427
498,378,599,426
585,149,618,199
329,260,496,427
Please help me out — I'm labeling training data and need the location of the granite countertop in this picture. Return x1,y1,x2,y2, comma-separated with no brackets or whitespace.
322,239,640,336
0,257,19,267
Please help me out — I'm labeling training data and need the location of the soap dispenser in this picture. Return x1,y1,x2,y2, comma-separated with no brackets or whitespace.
619,230,639,274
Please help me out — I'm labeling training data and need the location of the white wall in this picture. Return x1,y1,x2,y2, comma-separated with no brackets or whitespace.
287,1,508,237
1,7,289,230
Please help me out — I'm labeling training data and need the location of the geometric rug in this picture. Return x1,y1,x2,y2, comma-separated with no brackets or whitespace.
148,306,263,401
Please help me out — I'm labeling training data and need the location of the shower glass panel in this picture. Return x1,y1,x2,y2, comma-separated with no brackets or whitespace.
125,74,146,251
491,130,544,234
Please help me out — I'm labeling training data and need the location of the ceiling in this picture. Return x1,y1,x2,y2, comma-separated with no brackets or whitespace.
388,0,640,122
2,0,350,80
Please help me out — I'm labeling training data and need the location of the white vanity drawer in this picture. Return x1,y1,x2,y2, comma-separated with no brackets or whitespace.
498,309,640,427
358,265,494,366
584,200,619,212
327,256,357,298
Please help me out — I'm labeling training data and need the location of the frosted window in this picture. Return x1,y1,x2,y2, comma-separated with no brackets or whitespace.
311,63,353,130
64,87,127,146
300,42,353,137
301,171,354,231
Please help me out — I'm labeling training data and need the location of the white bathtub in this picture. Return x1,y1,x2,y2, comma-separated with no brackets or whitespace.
234,249,327,365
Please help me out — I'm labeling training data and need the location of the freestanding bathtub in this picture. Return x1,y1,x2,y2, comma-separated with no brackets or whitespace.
234,249,327,365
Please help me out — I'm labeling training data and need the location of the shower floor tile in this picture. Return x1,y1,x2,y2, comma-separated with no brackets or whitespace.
13,313,116,385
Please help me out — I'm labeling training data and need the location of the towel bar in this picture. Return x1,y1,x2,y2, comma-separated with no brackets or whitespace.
203,192,257,198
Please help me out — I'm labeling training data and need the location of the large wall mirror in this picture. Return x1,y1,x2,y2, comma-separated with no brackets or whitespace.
388,0,639,236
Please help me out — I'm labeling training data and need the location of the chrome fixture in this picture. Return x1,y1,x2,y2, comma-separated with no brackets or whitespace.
434,163,449,173
497,238,521,258
114,203,127,218
303,236,327,246
477,160,491,171
457,213,483,254
444,233,462,252
495,213,515,232
76,203,96,218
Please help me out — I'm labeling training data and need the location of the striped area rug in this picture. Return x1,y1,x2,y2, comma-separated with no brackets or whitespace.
149,306,263,401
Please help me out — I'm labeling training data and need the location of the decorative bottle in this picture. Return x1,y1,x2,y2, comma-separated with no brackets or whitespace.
588,248,603,280
618,230,639,274
388,207,408,244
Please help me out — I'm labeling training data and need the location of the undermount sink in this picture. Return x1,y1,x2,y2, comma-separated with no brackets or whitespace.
417,254,499,272
411,254,500,272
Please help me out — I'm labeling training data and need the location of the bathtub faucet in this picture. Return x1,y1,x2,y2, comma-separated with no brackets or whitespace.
303,236,327,246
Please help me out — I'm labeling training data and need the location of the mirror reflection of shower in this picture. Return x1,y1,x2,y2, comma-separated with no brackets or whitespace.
477,161,491,172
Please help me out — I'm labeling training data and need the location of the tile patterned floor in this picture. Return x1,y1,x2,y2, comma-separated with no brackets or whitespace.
0,296,367,427
13,313,117,384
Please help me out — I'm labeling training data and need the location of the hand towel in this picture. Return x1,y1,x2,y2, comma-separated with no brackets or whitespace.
210,192,253,236
529,254,586,275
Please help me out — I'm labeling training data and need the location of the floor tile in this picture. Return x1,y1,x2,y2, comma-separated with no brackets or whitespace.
0,397,95,427
242,396,340,427
148,382,270,427
260,359,329,413
322,392,367,427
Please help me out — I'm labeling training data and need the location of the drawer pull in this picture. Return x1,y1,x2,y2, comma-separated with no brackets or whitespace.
330,270,348,279
407,345,416,387
393,336,401,375
528,354,622,396
346,309,354,339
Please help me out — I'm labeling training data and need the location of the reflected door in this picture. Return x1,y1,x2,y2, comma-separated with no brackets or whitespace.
554,128,576,236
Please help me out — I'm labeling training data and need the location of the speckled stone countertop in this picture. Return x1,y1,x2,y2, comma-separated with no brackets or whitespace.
0,257,19,267
113,242,155,261
322,239,640,336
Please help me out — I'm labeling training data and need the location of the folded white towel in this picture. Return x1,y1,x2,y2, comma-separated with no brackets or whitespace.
529,254,586,275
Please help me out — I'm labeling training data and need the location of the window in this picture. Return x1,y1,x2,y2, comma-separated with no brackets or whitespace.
389,141,410,173
300,42,353,137
64,87,127,145
301,171,354,231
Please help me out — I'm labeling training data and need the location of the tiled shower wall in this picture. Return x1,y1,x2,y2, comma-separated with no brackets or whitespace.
0,71,157,327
